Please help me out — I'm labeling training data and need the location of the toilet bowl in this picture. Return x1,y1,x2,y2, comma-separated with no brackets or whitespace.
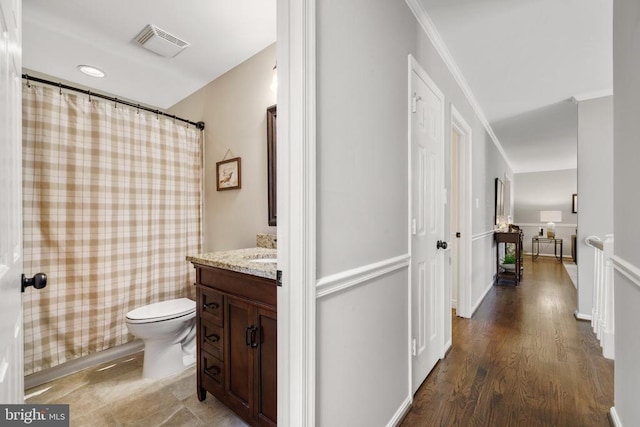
125,298,196,379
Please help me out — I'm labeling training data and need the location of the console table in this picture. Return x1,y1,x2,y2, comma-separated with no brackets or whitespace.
531,237,563,262
495,231,523,285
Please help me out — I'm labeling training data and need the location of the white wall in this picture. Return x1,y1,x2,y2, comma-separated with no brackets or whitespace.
169,44,277,251
577,96,613,318
315,0,512,424
513,169,577,259
613,0,640,424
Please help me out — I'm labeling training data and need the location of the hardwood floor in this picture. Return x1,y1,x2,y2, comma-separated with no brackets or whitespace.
401,257,614,427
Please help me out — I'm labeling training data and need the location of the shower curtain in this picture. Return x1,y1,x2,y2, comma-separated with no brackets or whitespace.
22,84,202,375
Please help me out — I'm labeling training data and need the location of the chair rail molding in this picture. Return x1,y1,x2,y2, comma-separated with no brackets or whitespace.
472,230,495,241
316,254,410,299
611,255,640,291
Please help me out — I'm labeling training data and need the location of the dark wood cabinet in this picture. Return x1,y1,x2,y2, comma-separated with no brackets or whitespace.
494,230,523,285
193,264,277,427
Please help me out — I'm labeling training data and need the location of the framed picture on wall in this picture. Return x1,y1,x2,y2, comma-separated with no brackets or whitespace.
216,157,242,191
495,177,504,225
572,193,578,213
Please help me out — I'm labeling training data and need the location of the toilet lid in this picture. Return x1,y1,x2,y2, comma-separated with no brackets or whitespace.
126,298,195,323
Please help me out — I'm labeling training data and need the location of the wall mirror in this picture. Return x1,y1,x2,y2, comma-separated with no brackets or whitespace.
495,177,504,225
267,105,277,226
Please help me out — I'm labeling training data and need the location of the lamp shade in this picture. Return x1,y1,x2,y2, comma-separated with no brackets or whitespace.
540,210,562,223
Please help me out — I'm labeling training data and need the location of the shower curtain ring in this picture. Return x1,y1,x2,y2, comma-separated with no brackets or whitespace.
137,104,140,114
25,74,31,88
58,83,62,95
114,98,118,109
88,90,92,102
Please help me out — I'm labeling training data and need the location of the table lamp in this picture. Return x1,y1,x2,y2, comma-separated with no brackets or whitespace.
540,210,562,238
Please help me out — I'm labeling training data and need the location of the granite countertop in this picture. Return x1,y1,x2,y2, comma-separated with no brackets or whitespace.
186,248,277,280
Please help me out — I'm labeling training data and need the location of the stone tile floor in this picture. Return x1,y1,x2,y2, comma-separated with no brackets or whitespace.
25,352,247,426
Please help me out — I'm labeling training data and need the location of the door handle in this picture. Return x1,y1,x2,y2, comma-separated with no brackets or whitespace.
22,273,47,292
436,240,448,250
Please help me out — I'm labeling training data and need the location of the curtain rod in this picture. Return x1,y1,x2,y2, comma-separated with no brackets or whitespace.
22,74,205,131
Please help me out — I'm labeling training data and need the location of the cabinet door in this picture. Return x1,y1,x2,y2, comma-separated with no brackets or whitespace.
224,295,254,419
254,307,277,426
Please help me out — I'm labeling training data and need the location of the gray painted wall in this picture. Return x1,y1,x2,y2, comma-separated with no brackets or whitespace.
613,0,640,424
514,169,577,259
316,2,412,423
577,96,613,317
316,0,511,424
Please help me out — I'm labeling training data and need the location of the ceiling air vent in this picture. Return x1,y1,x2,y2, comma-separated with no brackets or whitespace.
133,24,190,58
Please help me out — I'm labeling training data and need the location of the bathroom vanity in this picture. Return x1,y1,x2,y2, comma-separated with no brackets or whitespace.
187,248,277,427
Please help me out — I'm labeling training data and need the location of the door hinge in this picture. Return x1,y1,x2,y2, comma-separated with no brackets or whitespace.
456,232,461,238
411,93,421,113
412,339,417,356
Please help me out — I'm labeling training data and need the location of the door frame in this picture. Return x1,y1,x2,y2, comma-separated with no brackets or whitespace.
407,54,447,394
276,0,316,425
450,105,473,318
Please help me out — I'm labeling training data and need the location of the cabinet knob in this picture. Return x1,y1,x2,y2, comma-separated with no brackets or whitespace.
203,302,219,310
205,366,221,377
205,334,220,344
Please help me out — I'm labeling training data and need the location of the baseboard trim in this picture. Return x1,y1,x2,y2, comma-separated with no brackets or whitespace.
470,280,494,317
316,254,410,298
24,340,144,390
444,340,452,356
388,394,413,427
574,310,593,321
609,407,623,427
524,252,570,259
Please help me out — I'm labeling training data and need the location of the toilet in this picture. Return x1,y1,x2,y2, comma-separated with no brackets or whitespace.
125,298,196,379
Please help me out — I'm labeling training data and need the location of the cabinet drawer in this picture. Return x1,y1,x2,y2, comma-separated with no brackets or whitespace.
199,287,223,325
202,350,224,387
201,320,223,360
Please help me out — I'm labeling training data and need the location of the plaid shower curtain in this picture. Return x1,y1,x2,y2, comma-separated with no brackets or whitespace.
22,84,202,375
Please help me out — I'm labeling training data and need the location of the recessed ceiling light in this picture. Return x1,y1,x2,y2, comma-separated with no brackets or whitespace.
77,65,105,78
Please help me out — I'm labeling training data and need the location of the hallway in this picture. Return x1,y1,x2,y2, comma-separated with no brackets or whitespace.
401,258,614,427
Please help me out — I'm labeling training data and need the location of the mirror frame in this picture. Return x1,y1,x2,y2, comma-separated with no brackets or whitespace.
267,105,277,226
495,177,504,225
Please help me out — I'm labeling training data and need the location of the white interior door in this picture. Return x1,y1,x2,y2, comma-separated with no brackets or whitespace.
410,57,445,395
0,0,24,403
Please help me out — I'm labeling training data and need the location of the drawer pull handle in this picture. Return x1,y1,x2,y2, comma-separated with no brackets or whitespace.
203,302,219,310
204,334,220,344
205,366,221,377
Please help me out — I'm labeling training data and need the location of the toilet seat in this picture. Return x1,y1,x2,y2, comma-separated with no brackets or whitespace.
126,298,195,324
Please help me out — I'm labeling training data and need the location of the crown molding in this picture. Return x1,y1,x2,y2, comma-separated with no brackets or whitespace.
404,0,513,172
